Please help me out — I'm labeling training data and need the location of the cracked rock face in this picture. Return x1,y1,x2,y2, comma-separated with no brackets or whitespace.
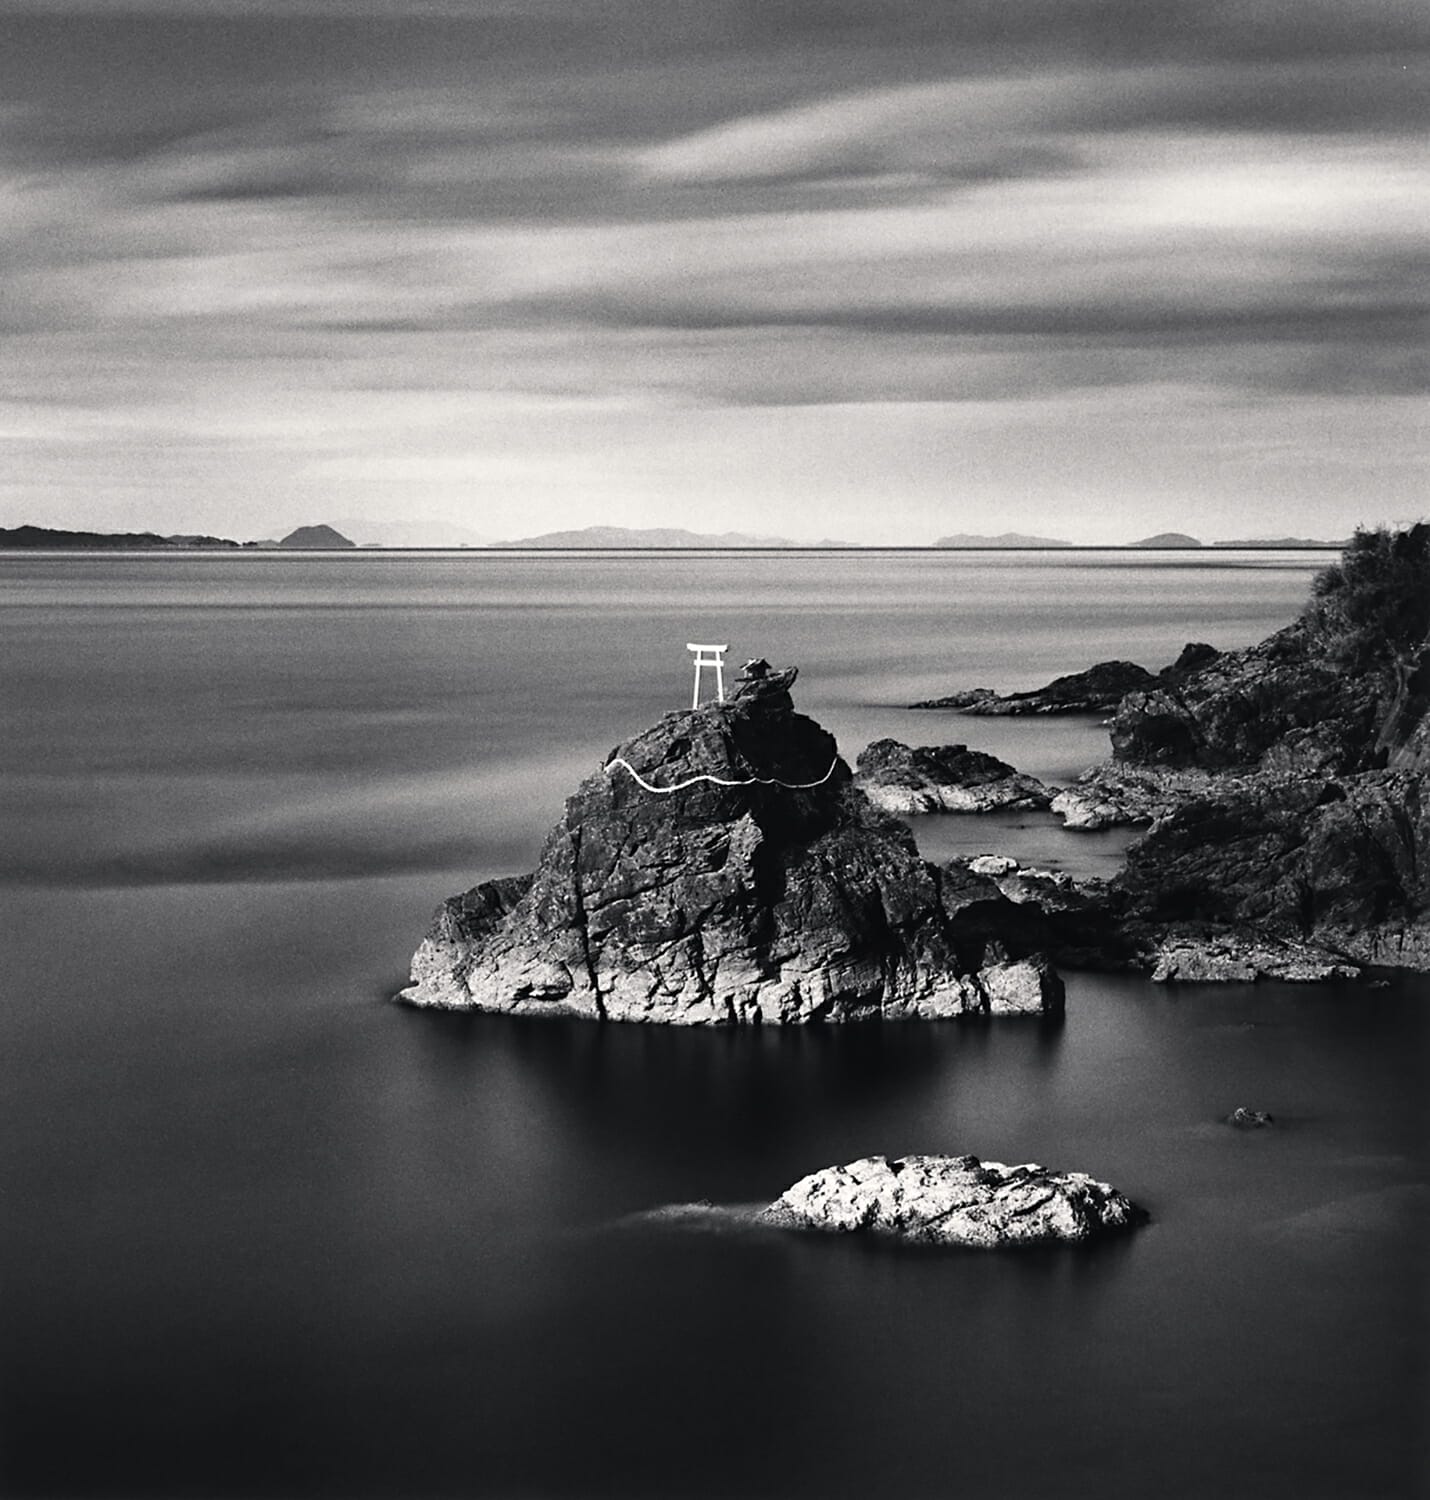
400,669,1064,1024
761,1154,1147,1247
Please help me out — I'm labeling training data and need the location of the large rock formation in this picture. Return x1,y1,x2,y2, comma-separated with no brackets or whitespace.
401,665,1064,1023
760,1154,1147,1248
854,739,1053,814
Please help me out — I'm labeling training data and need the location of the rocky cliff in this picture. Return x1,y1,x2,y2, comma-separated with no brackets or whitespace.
1079,526,1430,974
1112,526,1428,774
401,666,1064,1022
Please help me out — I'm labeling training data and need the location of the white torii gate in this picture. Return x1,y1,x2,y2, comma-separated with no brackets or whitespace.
686,643,728,709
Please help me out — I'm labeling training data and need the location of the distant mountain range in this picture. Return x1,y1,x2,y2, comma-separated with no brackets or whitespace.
1211,536,1346,548
934,532,1072,548
1130,533,1344,549
492,526,855,549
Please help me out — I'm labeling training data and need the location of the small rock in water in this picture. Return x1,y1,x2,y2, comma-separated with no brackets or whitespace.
1226,1108,1276,1129
760,1154,1147,1248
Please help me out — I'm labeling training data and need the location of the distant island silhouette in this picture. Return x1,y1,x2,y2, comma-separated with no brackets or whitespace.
1129,532,1203,548
277,524,355,550
0,525,243,550
0,523,354,550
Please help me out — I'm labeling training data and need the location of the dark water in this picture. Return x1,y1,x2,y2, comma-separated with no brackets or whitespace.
3,551,1426,1498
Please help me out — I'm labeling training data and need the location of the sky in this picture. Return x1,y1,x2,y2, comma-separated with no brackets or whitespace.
0,0,1425,545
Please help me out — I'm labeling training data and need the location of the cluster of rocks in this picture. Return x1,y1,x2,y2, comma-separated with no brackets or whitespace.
905,529,1430,978
402,662,1064,1024
760,1154,1147,1248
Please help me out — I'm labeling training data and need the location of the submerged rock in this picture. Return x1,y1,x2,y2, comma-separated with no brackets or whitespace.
854,739,1053,814
401,666,1065,1023
760,1154,1147,1248
1227,1108,1276,1129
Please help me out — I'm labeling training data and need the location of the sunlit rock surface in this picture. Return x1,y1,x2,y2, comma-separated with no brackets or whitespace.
761,1154,1147,1248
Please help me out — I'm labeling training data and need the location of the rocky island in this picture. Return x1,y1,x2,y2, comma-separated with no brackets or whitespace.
761,1154,1147,1248
401,663,1064,1023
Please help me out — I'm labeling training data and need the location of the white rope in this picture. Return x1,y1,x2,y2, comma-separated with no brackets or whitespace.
605,755,841,794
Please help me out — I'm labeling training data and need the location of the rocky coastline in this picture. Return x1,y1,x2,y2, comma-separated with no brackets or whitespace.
882,527,1430,980
1042,527,1427,977
401,527,1428,1007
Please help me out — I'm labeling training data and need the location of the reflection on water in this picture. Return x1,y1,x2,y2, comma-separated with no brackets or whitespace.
3,552,1425,1499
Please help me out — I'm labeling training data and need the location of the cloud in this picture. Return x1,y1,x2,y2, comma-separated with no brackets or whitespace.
636,63,1428,187
0,2,1424,541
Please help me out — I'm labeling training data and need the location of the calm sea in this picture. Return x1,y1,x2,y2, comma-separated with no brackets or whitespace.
2,550,1425,1499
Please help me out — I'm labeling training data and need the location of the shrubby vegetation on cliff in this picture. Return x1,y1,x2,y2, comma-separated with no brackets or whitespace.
1309,523,1430,667
1110,523,1429,774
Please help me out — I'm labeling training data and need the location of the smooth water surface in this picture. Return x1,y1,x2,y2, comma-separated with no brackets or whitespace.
3,550,1425,1498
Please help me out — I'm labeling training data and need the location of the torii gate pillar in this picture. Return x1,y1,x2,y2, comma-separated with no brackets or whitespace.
687,643,728,709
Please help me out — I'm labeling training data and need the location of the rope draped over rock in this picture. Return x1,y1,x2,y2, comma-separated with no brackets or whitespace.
605,755,841,794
